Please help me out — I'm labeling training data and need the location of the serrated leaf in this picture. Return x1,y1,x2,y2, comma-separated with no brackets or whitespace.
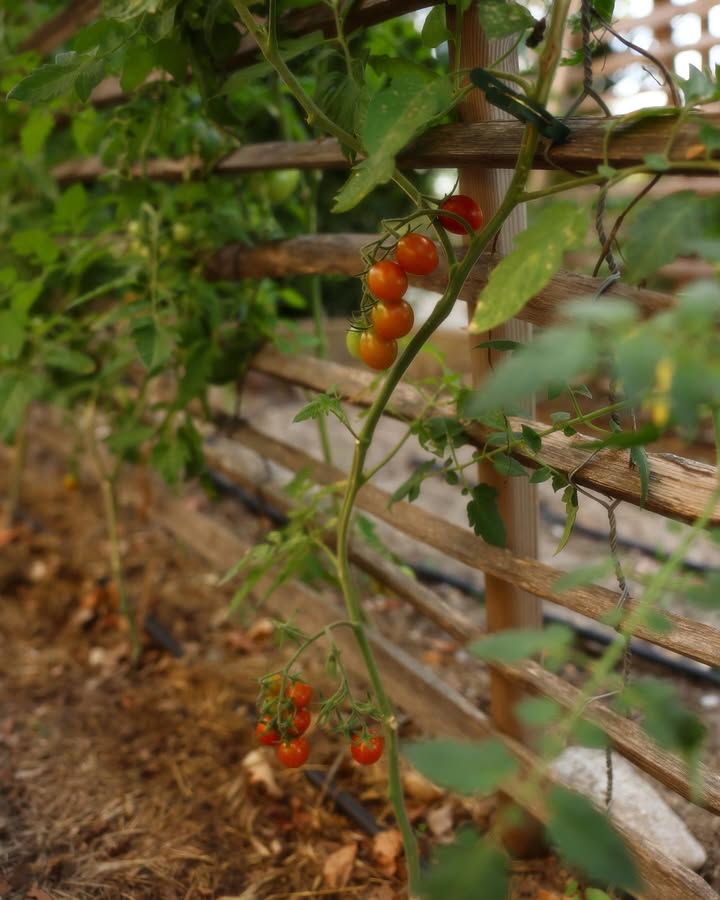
466,483,506,547
8,54,85,102
293,390,351,431
421,5,451,48
547,788,642,891
470,624,573,663
469,203,587,334
404,738,517,795
75,58,105,101
11,229,59,265
623,192,703,284
459,327,597,418
477,0,535,38
132,322,172,370
492,452,527,477
420,830,509,900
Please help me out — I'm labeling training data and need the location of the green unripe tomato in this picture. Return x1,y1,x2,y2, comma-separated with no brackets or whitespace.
267,169,301,204
346,329,363,360
172,222,190,243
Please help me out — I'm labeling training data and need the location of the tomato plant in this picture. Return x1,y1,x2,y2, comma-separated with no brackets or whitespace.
371,300,414,340
359,331,398,370
367,260,408,304
276,736,311,768
438,195,484,234
256,718,280,746
395,233,439,275
350,731,384,765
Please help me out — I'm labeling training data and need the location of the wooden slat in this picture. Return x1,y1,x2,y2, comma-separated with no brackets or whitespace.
205,233,675,325
20,0,99,55
216,421,720,669
208,438,720,816
248,347,720,529
51,114,720,184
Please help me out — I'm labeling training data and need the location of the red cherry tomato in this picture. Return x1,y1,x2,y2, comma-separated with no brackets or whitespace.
438,195,484,234
256,717,280,746
395,233,439,275
367,260,408,304
285,706,311,736
286,680,313,708
346,328,363,360
371,300,414,341
359,330,398,371
277,736,310,768
350,731,384,765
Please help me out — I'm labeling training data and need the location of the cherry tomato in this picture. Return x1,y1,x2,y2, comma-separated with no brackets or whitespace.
367,260,408,304
350,731,384,765
256,717,280,746
286,680,313,708
285,706,311,736
395,233,439,275
359,330,398,371
438,195,484,234
346,328,363,360
63,473,78,491
277,736,310,768
263,674,282,697
371,300,414,341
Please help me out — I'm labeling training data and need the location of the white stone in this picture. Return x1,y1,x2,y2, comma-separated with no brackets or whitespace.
550,747,707,871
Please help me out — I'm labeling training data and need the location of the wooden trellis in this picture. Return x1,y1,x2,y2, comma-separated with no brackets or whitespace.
17,3,720,899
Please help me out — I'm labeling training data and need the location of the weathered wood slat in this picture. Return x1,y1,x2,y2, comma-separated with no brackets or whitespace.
208,438,720,816
248,347,720,528
205,233,675,325
51,114,720,184
20,0,99,54
217,421,720,669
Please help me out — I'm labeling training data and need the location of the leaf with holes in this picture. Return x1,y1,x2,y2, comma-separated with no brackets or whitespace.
469,203,587,335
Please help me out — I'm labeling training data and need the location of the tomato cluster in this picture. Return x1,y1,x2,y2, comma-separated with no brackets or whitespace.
255,676,314,768
255,674,385,768
347,197,483,372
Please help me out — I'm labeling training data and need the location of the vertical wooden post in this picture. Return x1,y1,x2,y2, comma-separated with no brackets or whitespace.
452,7,544,855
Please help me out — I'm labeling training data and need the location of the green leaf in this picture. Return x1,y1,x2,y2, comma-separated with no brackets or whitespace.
404,738,517,794
466,483,506,547
106,424,155,456
390,461,436,505
514,696,563,727
547,788,642,891
459,327,596,418
521,424,541,453
20,108,55,156
623,192,702,284
473,339,522,351
699,122,720,151
477,0,535,38
74,58,105,101
553,559,615,592
0,311,26,360
8,54,85,102
554,485,578,555
677,64,718,105
643,152,670,171
469,203,587,334
334,77,454,212
0,373,42,441
54,184,88,231
593,0,615,20
293,390,352,431
11,229,59,265
529,466,552,484
420,830,509,900
630,445,650,505
155,37,187,82
121,45,156,91
470,623,573,664
492,452,527,477
421,5,452,47
151,436,188,484
132,322,173,370
44,346,95,374
597,164,616,178
176,343,213,405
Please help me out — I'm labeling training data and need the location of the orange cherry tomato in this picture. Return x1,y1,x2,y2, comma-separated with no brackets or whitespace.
359,330,398,371
367,260,408,304
395,233,439,275
371,300,414,341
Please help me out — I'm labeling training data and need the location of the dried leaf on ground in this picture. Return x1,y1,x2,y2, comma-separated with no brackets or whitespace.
426,801,455,838
323,842,358,888
242,749,282,798
26,887,54,900
373,828,403,876
402,767,444,802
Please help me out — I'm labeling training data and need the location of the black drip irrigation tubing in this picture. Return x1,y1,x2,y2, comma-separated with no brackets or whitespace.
206,467,720,688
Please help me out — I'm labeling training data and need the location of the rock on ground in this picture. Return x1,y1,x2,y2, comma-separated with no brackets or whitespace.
550,746,707,871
